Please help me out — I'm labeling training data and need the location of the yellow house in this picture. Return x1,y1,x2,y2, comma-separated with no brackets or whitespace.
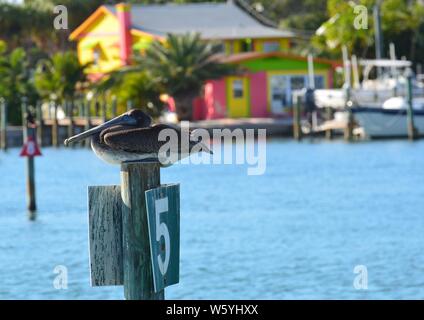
70,1,338,120
69,1,296,79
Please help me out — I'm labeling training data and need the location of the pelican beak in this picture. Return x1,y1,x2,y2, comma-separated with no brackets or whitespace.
64,114,136,146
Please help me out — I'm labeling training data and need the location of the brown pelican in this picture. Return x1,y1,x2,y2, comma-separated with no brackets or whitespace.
64,109,212,166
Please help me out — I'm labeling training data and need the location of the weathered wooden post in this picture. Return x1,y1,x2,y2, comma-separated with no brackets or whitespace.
84,99,92,148
78,99,84,118
51,99,59,147
325,107,333,140
0,97,7,151
21,97,28,142
112,95,118,118
95,99,100,117
102,96,107,123
344,88,354,142
120,162,164,300
293,92,302,141
36,101,44,147
127,99,133,112
87,161,180,300
67,100,75,144
342,46,354,142
406,70,417,140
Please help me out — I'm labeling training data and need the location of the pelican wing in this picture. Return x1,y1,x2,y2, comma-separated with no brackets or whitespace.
103,124,179,153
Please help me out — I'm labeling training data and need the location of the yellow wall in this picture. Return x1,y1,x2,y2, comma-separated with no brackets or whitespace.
226,76,250,117
77,13,122,74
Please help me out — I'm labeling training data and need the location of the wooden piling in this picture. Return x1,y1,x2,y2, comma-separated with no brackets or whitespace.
21,97,28,142
120,162,164,300
112,96,117,118
406,72,417,140
68,100,74,144
0,97,7,151
325,107,333,140
344,88,354,141
51,100,59,147
126,100,133,112
78,99,84,118
293,94,302,141
94,99,99,117
36,101,43,147
102,97,107,123
84,100,92,148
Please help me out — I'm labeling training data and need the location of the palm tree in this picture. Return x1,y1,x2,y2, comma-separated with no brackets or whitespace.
137,33,237,121
0,42,37,124
93,70,165,118
34,51,88,104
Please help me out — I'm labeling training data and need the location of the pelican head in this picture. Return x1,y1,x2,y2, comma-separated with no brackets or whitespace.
64,109,152,146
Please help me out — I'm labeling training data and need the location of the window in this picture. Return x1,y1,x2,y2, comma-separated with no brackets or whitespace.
93,49,100,65
263,41,280,53
314,76,325,89
241,39,253,52
232,80,244,98
305,75,325,89
213,42,226,54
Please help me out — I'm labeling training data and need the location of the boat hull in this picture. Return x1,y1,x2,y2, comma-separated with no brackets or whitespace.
352,107,424,138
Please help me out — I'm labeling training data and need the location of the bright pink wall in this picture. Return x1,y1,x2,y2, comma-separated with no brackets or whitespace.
205,80,227,119
117,5,132,65
327,69,333,88
249,72,268,117
192,97,206,120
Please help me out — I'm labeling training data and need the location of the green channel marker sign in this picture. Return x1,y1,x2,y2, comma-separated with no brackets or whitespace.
145,184,180,293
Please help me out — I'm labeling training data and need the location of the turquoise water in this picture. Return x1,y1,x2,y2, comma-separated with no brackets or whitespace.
0,139,423,299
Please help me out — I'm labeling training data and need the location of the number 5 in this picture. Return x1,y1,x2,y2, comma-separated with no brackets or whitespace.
155,198,170,276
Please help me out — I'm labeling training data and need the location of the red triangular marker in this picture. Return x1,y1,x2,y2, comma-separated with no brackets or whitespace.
20,136,42,157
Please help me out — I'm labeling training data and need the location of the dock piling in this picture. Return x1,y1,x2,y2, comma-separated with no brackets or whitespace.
344,88,354,141
120,161,164,300
68,100,74,145
102,96,107,123
21,99,37,219
406,70,417,140
0,97,7,151
35,101,43,147
112,96,117,118
325,107,333,140
51,100,59,147
293,93,302,141
84,100,92,148
126,100,133,112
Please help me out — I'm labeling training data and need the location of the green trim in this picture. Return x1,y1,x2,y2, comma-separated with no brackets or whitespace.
240,57,331,72
132,38,152,50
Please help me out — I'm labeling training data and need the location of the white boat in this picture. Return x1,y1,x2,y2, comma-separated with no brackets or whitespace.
351,97,424,138
314,59,424,109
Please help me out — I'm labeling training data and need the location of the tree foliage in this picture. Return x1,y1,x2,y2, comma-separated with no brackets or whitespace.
34,51,88,103
141,33,237,120
0,41,38,124
312,0,424,63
